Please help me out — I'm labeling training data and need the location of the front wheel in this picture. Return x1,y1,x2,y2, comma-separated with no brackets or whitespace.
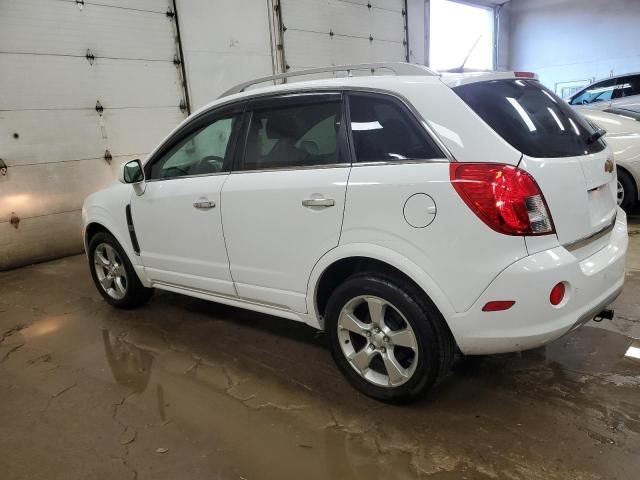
325,273,455,403
88,231,154,309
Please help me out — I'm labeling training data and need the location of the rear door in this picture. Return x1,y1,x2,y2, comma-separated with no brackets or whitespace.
221,93,350,313
455,79,616,246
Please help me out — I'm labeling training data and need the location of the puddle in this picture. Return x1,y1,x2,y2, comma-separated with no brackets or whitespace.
2,255,640,480
626,339,640,363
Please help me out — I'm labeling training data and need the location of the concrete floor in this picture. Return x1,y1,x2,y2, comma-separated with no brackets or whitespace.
1,215,640,480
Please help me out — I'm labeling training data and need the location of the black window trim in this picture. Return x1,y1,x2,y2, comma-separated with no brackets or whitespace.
143,102,246,182
232,91,353,174
344,90,448,166
141,86,454,180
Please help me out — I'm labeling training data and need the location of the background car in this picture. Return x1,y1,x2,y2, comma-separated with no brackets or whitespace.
568,73,640,107
575,106,640,210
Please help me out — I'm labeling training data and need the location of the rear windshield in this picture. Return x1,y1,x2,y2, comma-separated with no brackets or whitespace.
454,79,606,158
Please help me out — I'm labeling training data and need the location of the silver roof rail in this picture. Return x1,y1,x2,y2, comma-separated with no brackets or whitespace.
218,62,438,98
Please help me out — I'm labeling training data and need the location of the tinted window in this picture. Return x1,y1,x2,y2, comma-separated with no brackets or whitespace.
347,94,443,162
242,101,343,170
149,115,238,179
613,75,640,99
569,78,616,105
455,79,606,158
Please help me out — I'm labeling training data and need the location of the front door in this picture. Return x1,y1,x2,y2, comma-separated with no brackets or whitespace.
131,108,242,295
221,93,350,313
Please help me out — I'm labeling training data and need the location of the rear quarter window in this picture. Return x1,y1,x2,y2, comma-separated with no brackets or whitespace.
454,79,606,158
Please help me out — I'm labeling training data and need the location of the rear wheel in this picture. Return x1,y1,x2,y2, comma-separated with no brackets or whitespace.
617,168,637,211
88,231,153,309
325,272,454,403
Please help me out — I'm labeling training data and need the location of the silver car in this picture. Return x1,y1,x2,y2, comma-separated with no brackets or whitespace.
568,73,640,107
576,105,640,210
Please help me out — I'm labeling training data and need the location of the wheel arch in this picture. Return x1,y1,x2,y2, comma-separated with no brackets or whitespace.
307,244,455,331
84,222,110,251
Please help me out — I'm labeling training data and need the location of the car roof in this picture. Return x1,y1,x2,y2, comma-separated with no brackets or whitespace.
195,70,528,117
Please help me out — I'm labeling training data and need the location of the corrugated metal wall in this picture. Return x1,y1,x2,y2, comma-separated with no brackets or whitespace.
0,0,411,270
278,0,408,71
0,0,187,270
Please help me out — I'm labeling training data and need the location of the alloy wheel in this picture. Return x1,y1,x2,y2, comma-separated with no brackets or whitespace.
617,180,624,206
93,243,128,300
337,295,419,388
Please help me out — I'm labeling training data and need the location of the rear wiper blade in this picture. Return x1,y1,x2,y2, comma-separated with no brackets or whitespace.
587,128,606,144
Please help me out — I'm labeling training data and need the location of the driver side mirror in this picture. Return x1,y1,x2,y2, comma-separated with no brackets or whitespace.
119,159,144,184
118,159,145,195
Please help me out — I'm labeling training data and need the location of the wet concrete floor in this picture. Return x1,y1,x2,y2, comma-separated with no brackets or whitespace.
1,215,640,479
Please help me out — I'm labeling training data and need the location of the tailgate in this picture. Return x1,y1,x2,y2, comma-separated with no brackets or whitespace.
453,77,615,245
520,149,617,245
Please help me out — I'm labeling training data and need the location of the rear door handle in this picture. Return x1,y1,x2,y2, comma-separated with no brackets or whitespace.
302,197,335,208
193,198,216,210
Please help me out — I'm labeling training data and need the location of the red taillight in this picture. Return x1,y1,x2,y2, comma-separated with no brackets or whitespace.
450,163,554,236
482,301,515,312
550,282,565,306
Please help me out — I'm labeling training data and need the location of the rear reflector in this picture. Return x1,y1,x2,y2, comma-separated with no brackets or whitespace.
450,163,555,236
550,282,565,306
482,301,515,312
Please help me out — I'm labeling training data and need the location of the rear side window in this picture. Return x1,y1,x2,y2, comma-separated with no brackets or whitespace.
613,75,640,99
242,100,343,170
347,94,444,162
455,79,606,158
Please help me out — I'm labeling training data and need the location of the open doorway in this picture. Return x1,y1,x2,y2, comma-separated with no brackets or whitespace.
429,0,495,71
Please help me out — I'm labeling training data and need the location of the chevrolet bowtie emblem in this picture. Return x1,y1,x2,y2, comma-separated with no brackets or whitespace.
605,158,614,173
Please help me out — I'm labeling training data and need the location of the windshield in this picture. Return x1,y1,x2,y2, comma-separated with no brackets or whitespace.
454,79,607,158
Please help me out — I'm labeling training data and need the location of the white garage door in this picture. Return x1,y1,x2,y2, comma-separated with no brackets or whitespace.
0,0,187,270
277,0,408,71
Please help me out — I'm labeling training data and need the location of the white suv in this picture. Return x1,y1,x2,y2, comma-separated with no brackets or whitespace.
83,63,628,402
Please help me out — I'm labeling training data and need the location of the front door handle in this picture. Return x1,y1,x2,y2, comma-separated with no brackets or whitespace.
193,198,216,210
302,197,335,208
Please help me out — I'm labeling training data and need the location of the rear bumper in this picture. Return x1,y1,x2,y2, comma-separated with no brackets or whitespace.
450,209,628,355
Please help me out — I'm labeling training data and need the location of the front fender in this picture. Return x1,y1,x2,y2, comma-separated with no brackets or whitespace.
305,243,456,330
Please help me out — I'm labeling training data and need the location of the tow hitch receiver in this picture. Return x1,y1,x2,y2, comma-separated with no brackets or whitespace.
593,309,614,322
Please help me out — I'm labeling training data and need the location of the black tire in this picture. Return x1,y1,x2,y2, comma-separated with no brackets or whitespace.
617,168,637,212
88,231,154,309
325,272,455,403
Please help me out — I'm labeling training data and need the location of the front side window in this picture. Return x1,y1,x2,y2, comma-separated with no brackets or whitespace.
149,115,238,180
242,100,343,170
569,78,616,105
347,94,443,162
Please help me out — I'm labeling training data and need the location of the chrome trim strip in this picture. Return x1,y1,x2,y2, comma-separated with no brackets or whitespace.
230,163,351,175
351,159,449,167
153,280,293,313
563,214,617,252
146,171,230,183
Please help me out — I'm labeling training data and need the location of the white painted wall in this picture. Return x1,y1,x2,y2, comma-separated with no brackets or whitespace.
407,0,427,64
506,0,640,91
